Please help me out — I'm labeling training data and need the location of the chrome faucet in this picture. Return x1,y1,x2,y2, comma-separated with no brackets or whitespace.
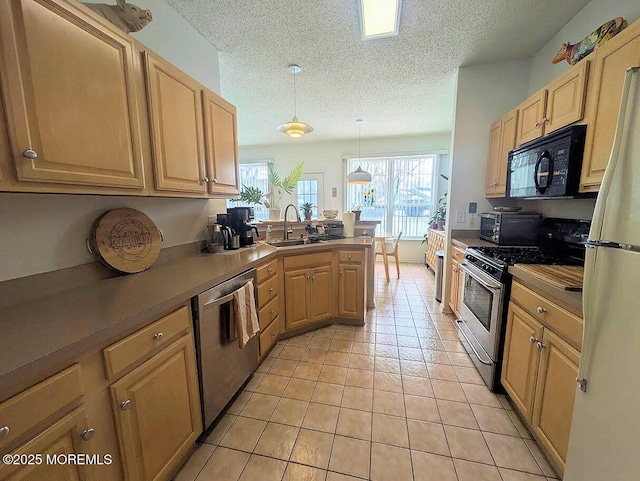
283,204,301,240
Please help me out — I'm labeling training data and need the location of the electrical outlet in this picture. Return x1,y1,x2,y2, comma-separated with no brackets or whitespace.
332,187,337,197
456,210,466,223
468,202,477,214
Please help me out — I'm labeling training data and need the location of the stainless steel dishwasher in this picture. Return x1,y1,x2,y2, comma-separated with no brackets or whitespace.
192,269,258,429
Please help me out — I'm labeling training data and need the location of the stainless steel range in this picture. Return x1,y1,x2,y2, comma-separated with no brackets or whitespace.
455,218,589,391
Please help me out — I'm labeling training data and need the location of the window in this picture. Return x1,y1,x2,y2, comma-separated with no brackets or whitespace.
227,161,270,221
294,173,324,219
345,154,437,238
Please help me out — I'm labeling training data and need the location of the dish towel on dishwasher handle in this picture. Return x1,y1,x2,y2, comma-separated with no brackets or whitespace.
233,280,260,348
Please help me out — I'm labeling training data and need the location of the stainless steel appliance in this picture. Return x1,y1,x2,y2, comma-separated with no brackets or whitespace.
457,218,589,391
192,269,258,429
507,125,587,198
227,207,259,246
479,212,541,245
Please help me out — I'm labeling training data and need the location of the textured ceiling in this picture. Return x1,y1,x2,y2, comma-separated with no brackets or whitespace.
166,0,590,146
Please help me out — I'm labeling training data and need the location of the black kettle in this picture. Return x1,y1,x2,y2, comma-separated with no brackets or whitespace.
219,225,233,250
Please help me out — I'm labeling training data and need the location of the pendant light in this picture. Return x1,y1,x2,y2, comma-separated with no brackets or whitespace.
347,119,372,184
277,64,313,138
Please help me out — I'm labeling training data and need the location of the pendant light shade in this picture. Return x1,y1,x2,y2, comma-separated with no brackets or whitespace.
278,65,313,138
347,119,372,184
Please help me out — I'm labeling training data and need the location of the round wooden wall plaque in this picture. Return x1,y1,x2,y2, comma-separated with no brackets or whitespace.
90,208,162,273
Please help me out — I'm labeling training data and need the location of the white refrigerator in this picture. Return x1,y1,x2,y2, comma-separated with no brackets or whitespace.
564,66,640,480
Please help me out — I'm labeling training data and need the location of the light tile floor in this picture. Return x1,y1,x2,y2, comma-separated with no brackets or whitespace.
175,263,560,481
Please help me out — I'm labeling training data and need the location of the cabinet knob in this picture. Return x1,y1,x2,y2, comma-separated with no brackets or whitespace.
121,400,133,410
271,331,276,337
268,287,274,293
535,121,541,128
339,270,343,275
212,178,218,184
153,332,164,341
492,182,498,186
348,254,352,260
542,117,548,123
22,149,38,159
307,275,311,279
80,428,95,441
267,267,273,273
312,275,316,280
536,306,546,314
530,336,536,343
0,426,10,440
269,309,274,315
536,341,545,350
203,176,210,183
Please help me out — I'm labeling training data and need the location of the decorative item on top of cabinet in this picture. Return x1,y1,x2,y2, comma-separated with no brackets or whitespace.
516,61,589,146
83,0,153,33
501,280,582,477
0,0,146,190
579,18,640,193
552,17,628,65
485,109,518,197
143,51,208,194
202,89,240,196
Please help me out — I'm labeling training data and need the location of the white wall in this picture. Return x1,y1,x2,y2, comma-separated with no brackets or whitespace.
0,1,223,282
84,0,220,93
239,133,452,263
528,0,640,94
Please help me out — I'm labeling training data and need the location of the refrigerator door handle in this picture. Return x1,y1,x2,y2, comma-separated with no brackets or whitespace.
586,240,640,252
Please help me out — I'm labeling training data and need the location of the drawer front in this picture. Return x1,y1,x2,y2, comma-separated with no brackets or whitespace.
511,282,583,349
103,304,191,379
338,250,363,263
283,251,331,270
0,364,83,449
256,259,277,284
259,316,280,356
259,295,280,331
452,247,465,263
257,275,279,308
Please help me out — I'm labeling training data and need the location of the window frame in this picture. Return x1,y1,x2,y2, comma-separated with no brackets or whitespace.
292,172,324,219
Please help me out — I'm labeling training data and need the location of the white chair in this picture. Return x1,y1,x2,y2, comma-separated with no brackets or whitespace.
375,232,402,281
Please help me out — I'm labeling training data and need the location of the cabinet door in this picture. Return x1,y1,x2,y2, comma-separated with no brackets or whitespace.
338,263,364,319
531,329,580,477
144,52,207,194
545,61,589,134
284,268,310,330
495,109,518,197
202,89,239,196
517,89,547,145
580,22,640,192
448,260,459,316
485,119,503,196
309,265,333,323
111,335,202,481
0,0,145,189
0,407,95,481
501,303,544,423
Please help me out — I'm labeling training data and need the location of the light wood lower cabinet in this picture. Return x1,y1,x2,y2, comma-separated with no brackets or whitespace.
309,265,333,323
501,281,582,477
0,406,97,481
338,262,364,320
448,259,462,317
0,0,146,190
110,334,201,481
256,258,282,359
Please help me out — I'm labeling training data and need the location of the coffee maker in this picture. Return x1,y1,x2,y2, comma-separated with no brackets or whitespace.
227,207,259,247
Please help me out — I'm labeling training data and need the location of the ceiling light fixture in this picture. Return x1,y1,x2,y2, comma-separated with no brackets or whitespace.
347,119,372,184
277,64,313,138
358,0,402,40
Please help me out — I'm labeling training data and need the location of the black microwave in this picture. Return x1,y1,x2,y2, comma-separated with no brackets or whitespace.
479,212,541,245
507,125,586,198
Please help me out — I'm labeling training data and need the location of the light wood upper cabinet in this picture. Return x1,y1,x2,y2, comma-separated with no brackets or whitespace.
144,52,207,194
501,303,543,423
0,0,145,189
580,20,640,192
531,329,580,478
0,406,97,481
203,89,240,196
110,334,202,481
485,109,518,197
545,61,589,135
517,89,547,145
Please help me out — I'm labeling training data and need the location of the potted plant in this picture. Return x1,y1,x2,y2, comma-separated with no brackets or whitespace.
300,202,315,221
422,192,448,244
351,202,362,221
232,161,304,220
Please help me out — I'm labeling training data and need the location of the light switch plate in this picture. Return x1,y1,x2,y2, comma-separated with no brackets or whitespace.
456,210,466,223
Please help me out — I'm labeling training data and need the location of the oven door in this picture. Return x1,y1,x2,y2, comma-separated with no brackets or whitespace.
458,263,504,361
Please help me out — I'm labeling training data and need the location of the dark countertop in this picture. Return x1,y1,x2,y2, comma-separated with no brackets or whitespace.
0,238,373,400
